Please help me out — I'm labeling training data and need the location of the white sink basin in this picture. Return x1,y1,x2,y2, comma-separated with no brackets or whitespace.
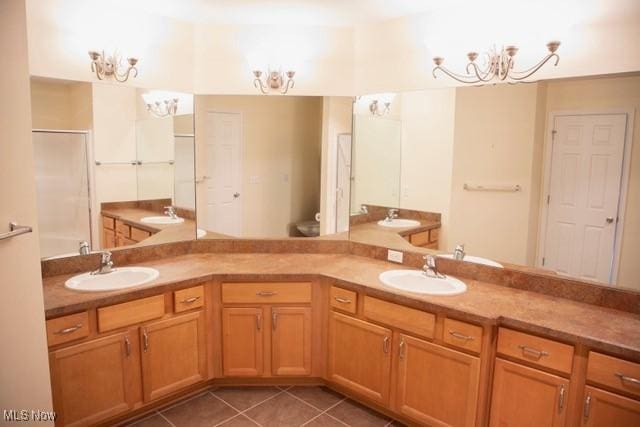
140,216,185,225
439,254,503,268
197,228,207,238
65,267,160,292
377,218,421,228
379,270,467,296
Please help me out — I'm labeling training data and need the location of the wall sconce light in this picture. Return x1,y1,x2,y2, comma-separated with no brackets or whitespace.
369,100,391,116
88,50,138,82
145,98,179,117
432,41,560,84
253,68,296,94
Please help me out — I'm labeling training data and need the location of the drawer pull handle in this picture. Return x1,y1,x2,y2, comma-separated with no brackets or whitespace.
180,296,201,304
143,329,149,352
383,336,390,354
399,338,406,359
615,372,640,386
256,291,277,297
124,336,131,357
583,393,592,419
518,344,549,360
558,385,565,412
449,331,474,341
334,296,351,304
54,324,83,335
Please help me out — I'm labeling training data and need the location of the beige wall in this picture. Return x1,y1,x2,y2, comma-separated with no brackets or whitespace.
0,0,54,417
195,96,323,238
543,75,640,289
30,78,92,130
354,1,640,94
448,84,543,265
399,88,456,250
26,0,195,91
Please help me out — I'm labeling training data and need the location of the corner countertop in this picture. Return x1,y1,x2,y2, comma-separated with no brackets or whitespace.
102,207,197,245
42,252,640,361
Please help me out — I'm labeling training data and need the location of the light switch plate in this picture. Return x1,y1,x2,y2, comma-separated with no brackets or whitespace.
387,249,403,264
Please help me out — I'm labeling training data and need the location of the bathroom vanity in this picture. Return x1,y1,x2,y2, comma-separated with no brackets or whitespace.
41,242,640,427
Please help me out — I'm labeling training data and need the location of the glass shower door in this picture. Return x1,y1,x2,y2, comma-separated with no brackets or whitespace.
32,131,91,258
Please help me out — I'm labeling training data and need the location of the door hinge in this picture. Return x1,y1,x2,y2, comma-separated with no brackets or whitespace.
547,194,550,204
552,129,557,139
542,257,546,266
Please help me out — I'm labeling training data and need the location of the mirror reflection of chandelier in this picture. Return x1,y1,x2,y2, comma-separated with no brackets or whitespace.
145,98,179,117
432,41,560,84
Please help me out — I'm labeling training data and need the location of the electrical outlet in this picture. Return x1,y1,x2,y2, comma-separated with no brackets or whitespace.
387,249,403,264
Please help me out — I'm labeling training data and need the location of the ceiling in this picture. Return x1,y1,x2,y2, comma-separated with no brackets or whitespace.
90,0,640,28
105,0,454,26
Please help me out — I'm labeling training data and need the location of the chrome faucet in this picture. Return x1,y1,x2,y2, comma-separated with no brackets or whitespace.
79,241,90,256
164,205,178,219
91,251,114,275
453,244,466,261
385,208,399,222
360,205,369,214
423,254,446,279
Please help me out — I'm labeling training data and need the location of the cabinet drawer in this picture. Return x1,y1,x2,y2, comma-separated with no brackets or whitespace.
174,285,205,313
221,282,311,304
102,216,115,230
130,227,151,242
497,328,574,374
115,220,130,237
443,318,483,354
363,296,435,339
587,352,640,398
409,231,430,247
98,295,165,332
330,286,357,314
46,311,90,347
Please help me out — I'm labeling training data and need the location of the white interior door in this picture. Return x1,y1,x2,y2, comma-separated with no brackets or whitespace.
205,112,242,236
336,134,352,233
542,113,627,283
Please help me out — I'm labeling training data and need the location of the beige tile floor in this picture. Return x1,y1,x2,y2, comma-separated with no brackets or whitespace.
126,386,406,427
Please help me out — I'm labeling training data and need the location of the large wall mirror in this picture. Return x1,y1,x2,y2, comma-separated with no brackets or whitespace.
194,95,353,239
350,74,640,292
30,77,196,259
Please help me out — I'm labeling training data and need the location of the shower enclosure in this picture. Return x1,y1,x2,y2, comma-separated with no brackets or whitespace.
32,130,92,258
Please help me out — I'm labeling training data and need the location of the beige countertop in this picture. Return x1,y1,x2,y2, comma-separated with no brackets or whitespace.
42,252,640,361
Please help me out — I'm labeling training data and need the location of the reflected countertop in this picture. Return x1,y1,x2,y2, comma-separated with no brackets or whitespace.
349,219,441,252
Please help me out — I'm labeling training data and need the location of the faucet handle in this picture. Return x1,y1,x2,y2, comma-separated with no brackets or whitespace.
101,251,112,263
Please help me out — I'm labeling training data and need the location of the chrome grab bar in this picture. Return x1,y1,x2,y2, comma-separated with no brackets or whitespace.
0,222,33,241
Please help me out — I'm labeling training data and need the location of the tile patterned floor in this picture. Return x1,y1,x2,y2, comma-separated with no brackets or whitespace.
126,386,406,427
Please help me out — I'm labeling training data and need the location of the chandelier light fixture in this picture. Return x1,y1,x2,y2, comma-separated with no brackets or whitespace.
252,68,296,94
145,98,179,117
88,50,139,82
432,41,560,84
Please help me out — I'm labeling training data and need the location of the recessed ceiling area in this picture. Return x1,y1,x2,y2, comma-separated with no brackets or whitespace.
102,0,640,27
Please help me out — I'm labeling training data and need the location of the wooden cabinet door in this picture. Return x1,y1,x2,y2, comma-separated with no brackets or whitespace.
328,311,392,405
271,307,312,376
222,307,264,377
140,311,206,402
49,332,137,427
581,386,640,427
102,228,115,249
490,358,569,427
395,334,480,427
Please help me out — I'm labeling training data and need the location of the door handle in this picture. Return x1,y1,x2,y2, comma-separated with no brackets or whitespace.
233,192,240,198
606,217,615,224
